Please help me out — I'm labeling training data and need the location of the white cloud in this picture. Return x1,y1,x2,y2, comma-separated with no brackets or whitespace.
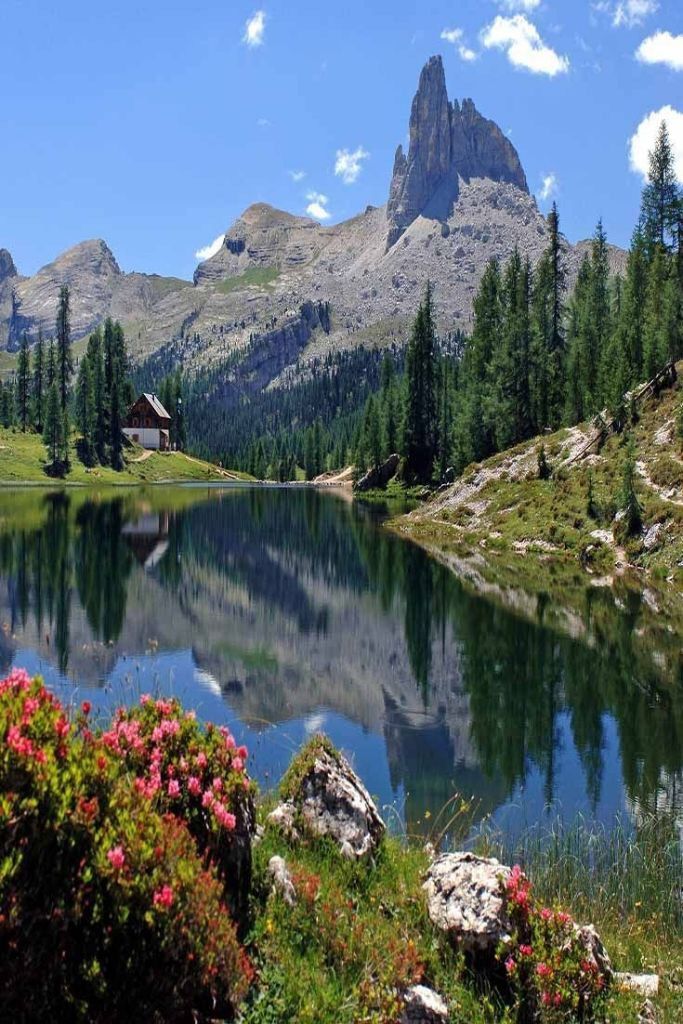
495,0,541,10
538,172,559,202
334,146,370,184
195,234,224,262
256,117,271,127
629,105,683,182
614,1,658,27
289,169,306,182
596,1,658,28
440,28,478,62
482,15,570,75
636,30,683,71
305,191,331,220
243,10,266,47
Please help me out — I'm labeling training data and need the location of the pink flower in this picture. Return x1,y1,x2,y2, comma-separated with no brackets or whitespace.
212,777,223,792
505,956,516,974
153,884,174,909
107,846,125,871
187,776,201,796
196,752,207,769
237,745,248,759
540,907,553,921
167,779,180,798
54,717,69,738
536,963,552,979
519,944,533,957
81,700,91,715
232,757,244,774
541,992,552,1007
140,694,151,705
202,790,215,809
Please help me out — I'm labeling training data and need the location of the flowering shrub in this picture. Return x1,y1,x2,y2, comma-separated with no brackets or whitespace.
0,671,252,1022
499,864,609,1022
102,695,255,918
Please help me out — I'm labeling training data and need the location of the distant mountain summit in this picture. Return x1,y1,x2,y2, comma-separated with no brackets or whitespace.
386,55,528,249
0,55,625,379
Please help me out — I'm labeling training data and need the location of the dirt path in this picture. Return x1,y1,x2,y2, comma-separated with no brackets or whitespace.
176,453,241,479
131,449,154,463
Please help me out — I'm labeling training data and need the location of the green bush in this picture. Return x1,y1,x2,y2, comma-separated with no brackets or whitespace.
0,670,252,1022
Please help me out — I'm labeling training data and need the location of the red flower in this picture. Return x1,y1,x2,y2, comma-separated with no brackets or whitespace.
81,700,92,716
106,846,125,871
153,884,174,909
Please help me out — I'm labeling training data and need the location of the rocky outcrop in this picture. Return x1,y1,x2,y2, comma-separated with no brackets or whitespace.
267,855,297,907
387,56,528,249
401,985,449,1023
0,250,16,284
423,852,512,954
194,203,328,285
354,454,400,492
267,739,385,858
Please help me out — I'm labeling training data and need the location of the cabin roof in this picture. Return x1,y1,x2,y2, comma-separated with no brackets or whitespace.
139,393,171,420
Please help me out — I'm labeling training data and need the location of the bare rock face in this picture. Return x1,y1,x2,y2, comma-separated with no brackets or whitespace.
387,56,528,249
0,249,16,284
423,852,512,954
8,239,122,345
401,985,449,1023
268,740,385,858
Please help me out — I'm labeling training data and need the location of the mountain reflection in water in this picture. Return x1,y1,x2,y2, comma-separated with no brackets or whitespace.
0,484,681,839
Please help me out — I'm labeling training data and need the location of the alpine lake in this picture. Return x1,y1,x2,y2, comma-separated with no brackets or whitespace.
1,483,681,846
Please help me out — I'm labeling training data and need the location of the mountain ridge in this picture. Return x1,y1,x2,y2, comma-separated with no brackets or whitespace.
0,55,627,386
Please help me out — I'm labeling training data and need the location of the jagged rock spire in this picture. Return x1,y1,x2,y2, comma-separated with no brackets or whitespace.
386,55,528,249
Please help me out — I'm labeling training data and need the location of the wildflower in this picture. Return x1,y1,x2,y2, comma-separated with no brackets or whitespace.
107,846,125,871
202,790,214,809
81,700,92,715
519,944,533,957
505,955,517,974
540,907,553,921
140,694,151,705
212,777,223,792
167,779,180,798
187,776,201,796
536,962,552,979
153,885,174,909
232,757,244,774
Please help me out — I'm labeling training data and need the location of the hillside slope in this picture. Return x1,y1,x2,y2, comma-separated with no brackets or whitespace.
0,429,246,486
395,366,683,615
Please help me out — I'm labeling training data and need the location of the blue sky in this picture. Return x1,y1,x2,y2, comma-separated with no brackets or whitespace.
1,0,681,280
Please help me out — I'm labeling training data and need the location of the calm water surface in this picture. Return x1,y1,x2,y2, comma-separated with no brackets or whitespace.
1,484,681,841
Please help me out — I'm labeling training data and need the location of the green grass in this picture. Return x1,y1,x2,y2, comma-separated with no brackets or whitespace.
215,266,280,295
0,426,251,486
242,803,683,1023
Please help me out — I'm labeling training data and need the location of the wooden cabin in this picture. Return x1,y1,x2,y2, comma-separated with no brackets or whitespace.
123,393,171,451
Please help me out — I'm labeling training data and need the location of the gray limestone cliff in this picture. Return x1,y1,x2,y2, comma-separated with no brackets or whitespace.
386,56,528,249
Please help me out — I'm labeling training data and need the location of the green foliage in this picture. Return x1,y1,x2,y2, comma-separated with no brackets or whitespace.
56,284,74,412
618,437,642,538
16,334,30,432
216,266,281,295
537,444,551,481
404,283,438,481
0,670,252,1022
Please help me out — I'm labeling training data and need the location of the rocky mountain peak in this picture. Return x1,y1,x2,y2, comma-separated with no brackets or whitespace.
0,249,17,284
386,55,528,249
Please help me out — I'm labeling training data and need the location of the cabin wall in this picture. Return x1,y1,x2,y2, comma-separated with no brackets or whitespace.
123,427,163,451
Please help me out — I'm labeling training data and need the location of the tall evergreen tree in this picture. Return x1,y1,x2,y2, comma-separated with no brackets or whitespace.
641,120,681,255
16,334,31,432
404,283,438,481
44,381,64,468
75,354,95,465
87,329,107,463
55,285,73,412
32,331,45,432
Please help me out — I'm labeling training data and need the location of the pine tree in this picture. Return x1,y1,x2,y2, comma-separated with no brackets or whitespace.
642,246,669,378
44,381,64,468
32,331,45,432
641,120,681,255
76,354,95,465
87,330,107,463
365,396,382,470
404,283,438,481
46,338,56,389
16,334,31,432
110,381,123,470
0,381,14,428
55,285,73,412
